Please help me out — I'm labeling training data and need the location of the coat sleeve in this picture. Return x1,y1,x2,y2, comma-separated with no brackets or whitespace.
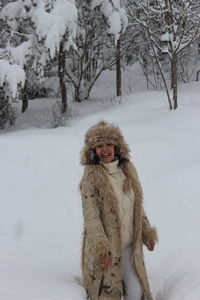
127,160,158,244
141,207,158,245
81,179,111,257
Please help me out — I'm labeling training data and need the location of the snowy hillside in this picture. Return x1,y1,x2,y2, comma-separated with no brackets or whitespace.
1,83,200,299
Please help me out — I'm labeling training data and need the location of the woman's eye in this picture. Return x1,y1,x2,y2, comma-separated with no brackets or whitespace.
97,145,103,149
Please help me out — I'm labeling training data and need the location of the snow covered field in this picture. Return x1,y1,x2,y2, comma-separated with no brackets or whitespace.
1,82,200,299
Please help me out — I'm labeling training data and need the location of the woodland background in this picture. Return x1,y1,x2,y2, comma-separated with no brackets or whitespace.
1,0,200,129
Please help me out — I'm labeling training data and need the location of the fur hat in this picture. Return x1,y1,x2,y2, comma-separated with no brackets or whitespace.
80,120,130,165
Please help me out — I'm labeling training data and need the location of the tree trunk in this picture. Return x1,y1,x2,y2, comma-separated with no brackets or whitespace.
21,80,28,113
58,40,67,113
74,86,81,103
0,87,15,129
151,44,172,110
171,53,178,109
196,70,200,81
116,38,122,97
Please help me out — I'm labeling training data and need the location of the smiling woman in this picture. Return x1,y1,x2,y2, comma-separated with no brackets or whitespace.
79,120,158,300
95,142,115,163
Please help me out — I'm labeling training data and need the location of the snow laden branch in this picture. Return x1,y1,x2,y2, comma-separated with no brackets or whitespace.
1,0,77,67
91,0,128,43
0,59,25,98
30,0,77,59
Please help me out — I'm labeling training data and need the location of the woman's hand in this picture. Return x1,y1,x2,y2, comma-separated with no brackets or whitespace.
146,240,155,251
99,251,112,269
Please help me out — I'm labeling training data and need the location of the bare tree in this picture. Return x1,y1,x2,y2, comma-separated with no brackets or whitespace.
125,0,200,109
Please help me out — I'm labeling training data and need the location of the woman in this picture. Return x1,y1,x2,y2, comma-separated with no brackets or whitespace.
80,120,158,300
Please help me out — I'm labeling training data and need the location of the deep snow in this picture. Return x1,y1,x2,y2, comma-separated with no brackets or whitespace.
1,82,200,299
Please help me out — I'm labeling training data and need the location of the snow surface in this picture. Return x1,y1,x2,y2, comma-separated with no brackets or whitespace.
1,82,200,299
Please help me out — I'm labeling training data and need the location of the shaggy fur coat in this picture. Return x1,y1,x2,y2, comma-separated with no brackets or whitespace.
80,121,158,300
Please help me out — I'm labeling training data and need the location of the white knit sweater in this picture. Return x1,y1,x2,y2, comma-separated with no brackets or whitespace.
102,160,135,248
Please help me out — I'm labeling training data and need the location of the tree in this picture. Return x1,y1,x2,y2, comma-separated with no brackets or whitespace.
91,0,128,98
160,0,200,109
65,0,114,102
0,60,25,128
0,0,77,115
64,0,127,102
125,0,200,109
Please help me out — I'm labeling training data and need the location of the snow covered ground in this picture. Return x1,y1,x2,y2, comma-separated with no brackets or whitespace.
1,82,200,299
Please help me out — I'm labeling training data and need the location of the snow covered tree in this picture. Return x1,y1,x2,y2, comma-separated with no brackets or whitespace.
91,0,128,97
0,60,24,128
159,0,200,109
0,2,26,128
66,1,112,102
91,0,128,43
126,0,200,109
0,0,77,115
64,0,127,102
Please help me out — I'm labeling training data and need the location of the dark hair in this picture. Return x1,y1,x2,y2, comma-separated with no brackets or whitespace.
87,150,100,165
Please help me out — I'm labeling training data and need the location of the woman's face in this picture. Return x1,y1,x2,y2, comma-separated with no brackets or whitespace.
95,142,115,163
